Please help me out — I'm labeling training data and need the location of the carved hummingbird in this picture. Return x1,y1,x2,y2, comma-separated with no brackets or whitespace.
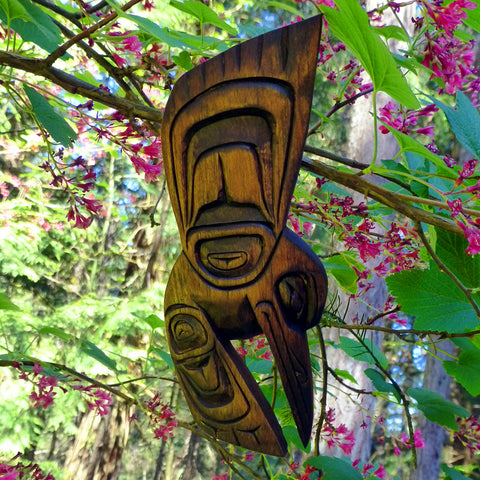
161,15,327,456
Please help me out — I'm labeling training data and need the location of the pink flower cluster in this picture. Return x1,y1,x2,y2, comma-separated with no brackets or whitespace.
295,189,421,279
320,408,356,455
14,361,58,409
379,102,438,137
392,429,426,455
0,174,21,199
455,415,480,453
109,32,143,69
235,335,273,361
13,361,112,417
92,112,163,185
352,460,387,479
445,159,480,255
419,0,478,95
146,393,177,441
39,151,103,229
0,455,55,480
71,383,112,417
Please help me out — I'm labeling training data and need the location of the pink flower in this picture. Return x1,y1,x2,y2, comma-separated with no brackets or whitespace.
33,361,43,377
143,140,162,158
122,35,142,55
112,53,127,68
447,198,463,217
131,156,162,183
0,182,9,198
212,475,228,480
0,464,19,480
303,221,314,237
413,429,426,448
458,222,480,255
143,0,154,10
373,464,387,479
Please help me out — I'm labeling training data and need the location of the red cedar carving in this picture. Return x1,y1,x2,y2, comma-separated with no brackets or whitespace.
161,15,327,457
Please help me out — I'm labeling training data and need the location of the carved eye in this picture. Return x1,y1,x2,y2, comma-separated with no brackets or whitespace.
277,273,308,325
170,314,208,354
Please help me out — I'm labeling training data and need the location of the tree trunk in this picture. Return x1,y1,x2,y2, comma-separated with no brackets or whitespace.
63,399,132,480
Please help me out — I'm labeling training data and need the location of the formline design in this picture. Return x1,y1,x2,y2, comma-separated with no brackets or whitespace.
161,15,328,457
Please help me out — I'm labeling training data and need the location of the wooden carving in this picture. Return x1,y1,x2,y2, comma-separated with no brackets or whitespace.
161,15,327,457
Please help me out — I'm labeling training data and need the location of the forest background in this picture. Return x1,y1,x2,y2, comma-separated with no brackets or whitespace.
1,0,480,479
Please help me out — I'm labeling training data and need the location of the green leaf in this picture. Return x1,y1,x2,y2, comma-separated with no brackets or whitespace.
248,359,273,374
378,120,455,177
442,464,471,480
151,347,173,368
24,86,77,147
334,369,358,384
463,1,480,33
306,456,363,480
444,350,480,396
268,0,304,18
0,292,20,311
427,91,480,159
80,339,118,372
337,336,388,370
386,263,480,333
365,368,400,402
373,25,408,42
172,50,194,70
323,256,358,294
408,387,469,430
143,314,163,330
38,326,74,342
126,14,223,51
13,0,63,53
283,425,310,452
318,0,418,108
169,0,237,35
436,229,480,290
0,0,30,20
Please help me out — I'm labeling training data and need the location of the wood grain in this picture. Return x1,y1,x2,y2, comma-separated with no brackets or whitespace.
161,15,327,457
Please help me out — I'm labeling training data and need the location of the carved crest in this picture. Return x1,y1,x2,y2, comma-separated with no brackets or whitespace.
161,15,327,456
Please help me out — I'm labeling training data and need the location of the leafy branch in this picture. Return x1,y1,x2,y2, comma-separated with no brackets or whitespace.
300,156,463,236
0,51,163,123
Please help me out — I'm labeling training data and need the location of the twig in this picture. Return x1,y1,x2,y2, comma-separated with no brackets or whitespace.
351,332,417,468
327,322,480,339
308,87,374,135
304,145,369,170
0,359,133,402
314,325,329,456
107,375,178,387
45,0,143,66
177,421,263,480
327,366,373,395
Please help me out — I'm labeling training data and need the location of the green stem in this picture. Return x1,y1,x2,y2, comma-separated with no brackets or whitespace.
371,91,378,167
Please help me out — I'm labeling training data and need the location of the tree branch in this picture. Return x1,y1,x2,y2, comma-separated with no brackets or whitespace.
0,51,163,123
301,156,463,236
